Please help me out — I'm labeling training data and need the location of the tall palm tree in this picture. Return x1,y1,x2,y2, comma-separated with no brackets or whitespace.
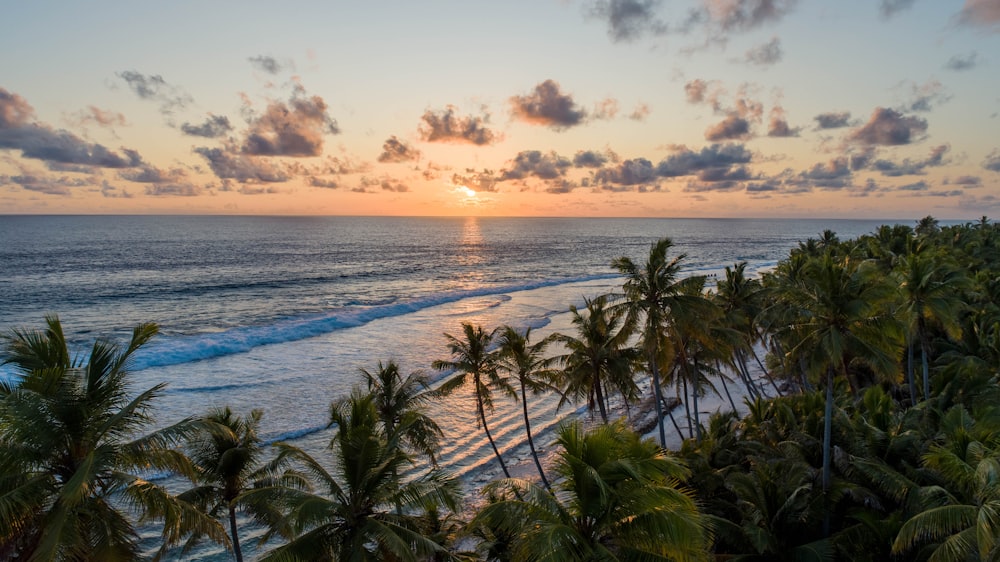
248,391,460,561
495,326,558,492
0,315,226,561
433,323,515,479
360,360,442,464
180,407,303,562
555,295,640,425
469,420,709,561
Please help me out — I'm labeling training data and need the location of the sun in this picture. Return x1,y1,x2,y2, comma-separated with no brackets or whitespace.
457,186,477,198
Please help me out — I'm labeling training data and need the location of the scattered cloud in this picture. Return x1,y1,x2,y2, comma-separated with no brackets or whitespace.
945,52,979,71
870,144,949,176
744,36,782,66
587,0,668,42
241,87,340,157
509,80,587,130
194,146,289,182
116,70,192,116
957,0,1000,31
181,114,233,138
898,79,951,112
985,149,1000,172
706,114,752,141
248,55,290,75
848,107,928,146
814,111,852,129
655,143,752,177
949,175,982,186
1,173,92,196
573,149,614,168
452,169,498,192
594,158,658,189
500,150,572,180
593,98,619,120
703,0,798,33
377,135,421,163
628,103,651,121
767,105,798,137
880,0,917,18
418,106,501,145
71,106,128,128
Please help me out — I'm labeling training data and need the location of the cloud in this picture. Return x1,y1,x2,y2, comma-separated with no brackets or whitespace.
950,175,982,186
418,106,500,145
573,150,613,168
73,106,127,128
594,158,659,189
656,143,752,177
241,89,340,157
985,149,1000,172
181,114,233,138
898,180,930,191
587,0,668,42
945,52,979,71
357,176,410,193
848,107,928,145
705,114,752,140
869,144,950,176
704,0,798,33
309,176,340,189
744,36,782,66
500,150,572,180
194,146,289,182
248,55,290,75
144,182,204,196
899,79,951,112
377,135,421,163
684,79,725,110
0,88,144,169
116,70,192,116
767,106,798,137
593,98,619,120
814,111,852,129
958,0,1000,31
628,103,651,121
119,164,188,184
1,173,92,196
792,156,853,189
509,80,587,130
452,169,498,192
880,0,916,18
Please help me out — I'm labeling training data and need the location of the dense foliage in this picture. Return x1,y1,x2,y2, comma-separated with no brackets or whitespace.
3,216,1000,560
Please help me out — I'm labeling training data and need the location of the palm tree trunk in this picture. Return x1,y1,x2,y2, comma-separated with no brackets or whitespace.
593,372,609,424
822,364,834,538
666,406,684,440
905,340,917,404
229,504,244,562
649,355,667,448
798,355,813,393
681,369,693,440
692,358,702,443
716,359,738,411
736,349,759,398
919,326,931,400
750,345,783,396
520,379,550,491
477,386,511,479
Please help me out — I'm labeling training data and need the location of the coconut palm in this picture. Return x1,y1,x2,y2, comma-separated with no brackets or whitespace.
555,295,641,424
179,407,304,562
360,360,442,464
433,323,515,479
469,420,709,562
495,326,559,492
0,315,226,561
248,390,460,561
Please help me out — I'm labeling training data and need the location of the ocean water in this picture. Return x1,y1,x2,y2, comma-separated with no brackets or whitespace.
0,215,898,557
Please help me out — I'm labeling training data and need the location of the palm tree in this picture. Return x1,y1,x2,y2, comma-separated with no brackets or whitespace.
360,360,442,464
248,391,460,561
433,323,515,479
180,407,303,562
469,420,709,561
0,315,226,561
555,295,640,424
495,326,558,492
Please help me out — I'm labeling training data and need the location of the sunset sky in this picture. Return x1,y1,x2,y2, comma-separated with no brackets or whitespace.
2,1,999,218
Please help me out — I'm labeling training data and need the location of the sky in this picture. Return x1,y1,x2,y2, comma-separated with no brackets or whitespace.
1,1,999,219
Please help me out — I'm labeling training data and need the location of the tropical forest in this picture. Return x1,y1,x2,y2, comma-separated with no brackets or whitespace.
2,216,1000,561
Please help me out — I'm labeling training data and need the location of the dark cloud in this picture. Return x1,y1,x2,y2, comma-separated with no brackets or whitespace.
791,157,853,189
705,0,797,33
898,180,930,191
1,173,91,196
870,144,950,176
594,158,658,188
241,90,340,157
181,115,233,138
950,175,982,186
418,106,500,145
705,114,752,141
452,169,498,192
684,79,725,111
880,0,916,18
900,79,951,113
628,103,651,121
194,146,289,182
985,149,1000,172
814,111,852,129
573,150,612,168
0,88,144,169
248,55,288,75
767,106,798,137
744,36,782,66
958,0,1000,31
510,80,587,130
119,165,188,184
116,70,192,115
377,136,421,163
543,180,580,194
309,176,339,189
655,143,752,177
848,107,928,146
588,0,668,42
500,151,571,180
945,52,979,71
144,183,204,196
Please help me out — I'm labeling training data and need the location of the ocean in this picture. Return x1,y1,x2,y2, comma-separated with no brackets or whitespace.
0,215,902,557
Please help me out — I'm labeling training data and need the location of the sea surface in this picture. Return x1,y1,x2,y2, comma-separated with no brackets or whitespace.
0,215,906,558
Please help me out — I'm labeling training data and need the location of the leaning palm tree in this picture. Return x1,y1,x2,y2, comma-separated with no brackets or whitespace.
248,391,460,561
495,326,559,492
612,237,716,448
469,420,709,561
360,360,442,464
555,295,641,425
0,315,227,561
433,323,515,479
179,407,304,562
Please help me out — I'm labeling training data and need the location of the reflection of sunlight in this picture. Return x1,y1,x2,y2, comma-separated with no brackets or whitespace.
457,216,485,271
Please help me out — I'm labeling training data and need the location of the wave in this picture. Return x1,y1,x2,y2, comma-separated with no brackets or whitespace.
131,274,619,370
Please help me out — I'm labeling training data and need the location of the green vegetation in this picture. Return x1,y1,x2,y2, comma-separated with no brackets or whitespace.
3,216,1000,560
